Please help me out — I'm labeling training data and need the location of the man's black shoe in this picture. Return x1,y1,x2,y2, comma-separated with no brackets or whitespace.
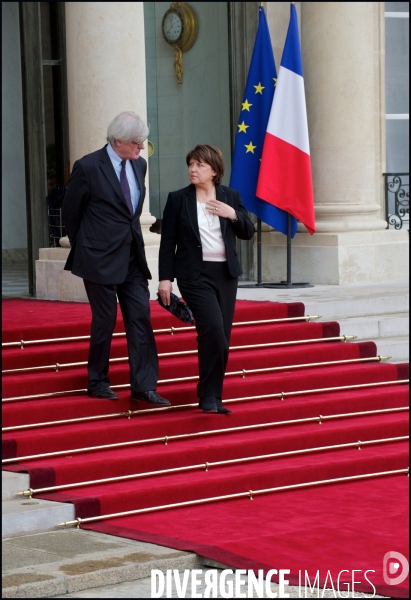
131,390,171,406
87,387,118,400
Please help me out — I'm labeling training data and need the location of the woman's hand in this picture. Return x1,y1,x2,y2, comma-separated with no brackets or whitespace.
205,199,236,221
158,280,173,306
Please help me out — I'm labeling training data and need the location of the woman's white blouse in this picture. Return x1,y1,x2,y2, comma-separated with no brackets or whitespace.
196,201,226,262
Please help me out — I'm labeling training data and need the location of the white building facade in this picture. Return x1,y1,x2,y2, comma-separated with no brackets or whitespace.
2,2,409,298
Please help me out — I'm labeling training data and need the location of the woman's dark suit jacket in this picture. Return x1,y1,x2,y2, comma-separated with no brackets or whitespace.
159,184,255,282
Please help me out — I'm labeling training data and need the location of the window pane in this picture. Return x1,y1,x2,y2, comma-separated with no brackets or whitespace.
386,119,409,172
143,2,231,223
385,2,409,12
143,2,161,222
385,17,409,114
40,2,52,60
40,2,60,60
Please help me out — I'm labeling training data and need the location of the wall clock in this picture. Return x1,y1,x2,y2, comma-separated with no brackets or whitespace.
161,2,198,84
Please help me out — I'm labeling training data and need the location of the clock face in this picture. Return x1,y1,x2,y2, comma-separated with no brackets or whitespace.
162,10,183,43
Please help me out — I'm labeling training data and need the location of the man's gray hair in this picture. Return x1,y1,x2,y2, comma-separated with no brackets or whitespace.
107,111,149,145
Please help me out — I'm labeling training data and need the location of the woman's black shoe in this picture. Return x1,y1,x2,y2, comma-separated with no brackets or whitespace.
216,397,232,414
200,396,218,413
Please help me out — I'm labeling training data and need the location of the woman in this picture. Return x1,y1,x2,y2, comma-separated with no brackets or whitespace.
158,144,255,414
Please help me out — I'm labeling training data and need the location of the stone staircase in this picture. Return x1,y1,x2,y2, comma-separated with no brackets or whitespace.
237,281,409,363
2,472,74,539
303,287,408,364
3,281,409,539
338,312,408,363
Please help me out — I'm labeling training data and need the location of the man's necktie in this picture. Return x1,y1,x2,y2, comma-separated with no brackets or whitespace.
120,160,134,216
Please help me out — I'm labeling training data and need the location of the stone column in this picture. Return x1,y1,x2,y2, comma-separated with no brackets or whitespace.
262,2,408,285
36,2,160,301
302,2,386,234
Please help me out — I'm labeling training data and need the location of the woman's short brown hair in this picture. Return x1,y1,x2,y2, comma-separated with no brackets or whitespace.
186,144,225,185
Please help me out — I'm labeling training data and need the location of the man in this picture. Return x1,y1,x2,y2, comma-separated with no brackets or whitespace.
62,111,170,406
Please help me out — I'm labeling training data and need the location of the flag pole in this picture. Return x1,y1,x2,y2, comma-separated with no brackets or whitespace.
286,212,292,284
257,0,264,287
257,218,262,285
237,1,266,289
238,217,265,288
264,215,313,288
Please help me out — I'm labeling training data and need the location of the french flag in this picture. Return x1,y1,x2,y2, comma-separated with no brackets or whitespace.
257,4,315,235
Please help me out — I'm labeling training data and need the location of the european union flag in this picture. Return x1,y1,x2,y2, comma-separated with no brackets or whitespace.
229,6,297,236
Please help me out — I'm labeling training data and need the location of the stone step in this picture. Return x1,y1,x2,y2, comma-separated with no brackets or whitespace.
373,336,409,364
379,313,409,338
338,312,409,342
2,529,201,598
2,497,75,539
237,282,409,321
299,295,409,321
2,471,30,500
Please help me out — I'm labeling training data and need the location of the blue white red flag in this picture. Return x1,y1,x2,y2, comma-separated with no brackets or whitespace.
256,4,315,235
229,6,295,235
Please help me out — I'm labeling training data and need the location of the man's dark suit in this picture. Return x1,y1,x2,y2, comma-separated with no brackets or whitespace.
63,145,158,393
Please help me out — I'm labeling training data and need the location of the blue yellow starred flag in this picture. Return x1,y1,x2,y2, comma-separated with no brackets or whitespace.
229,6,297,236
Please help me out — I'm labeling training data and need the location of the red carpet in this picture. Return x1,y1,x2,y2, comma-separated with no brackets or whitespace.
87,475,409,599
2,298,409,597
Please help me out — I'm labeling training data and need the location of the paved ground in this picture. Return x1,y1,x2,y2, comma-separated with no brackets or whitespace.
2,529,199,598
51,570,386,598
236,280,409,309
2,529,386,599
2,261,30,298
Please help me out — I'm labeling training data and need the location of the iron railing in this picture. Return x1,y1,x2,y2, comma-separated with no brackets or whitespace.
383,173,409,230
48,207,66,247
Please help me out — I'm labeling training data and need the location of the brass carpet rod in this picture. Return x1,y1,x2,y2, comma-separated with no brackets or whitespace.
2,334,359,379
2,315,321,349
3,404,408,464
3,334,356,375
223,378,410,405
3,409,138,432
2,352,388,377
58,468,410,528
157,335,357,358
18,435,408,498
2,374,407,405
0,366,398,431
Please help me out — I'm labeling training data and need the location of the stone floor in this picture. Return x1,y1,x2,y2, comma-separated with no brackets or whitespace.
2,529,386,599
51,570,386,598
2,261,30,298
